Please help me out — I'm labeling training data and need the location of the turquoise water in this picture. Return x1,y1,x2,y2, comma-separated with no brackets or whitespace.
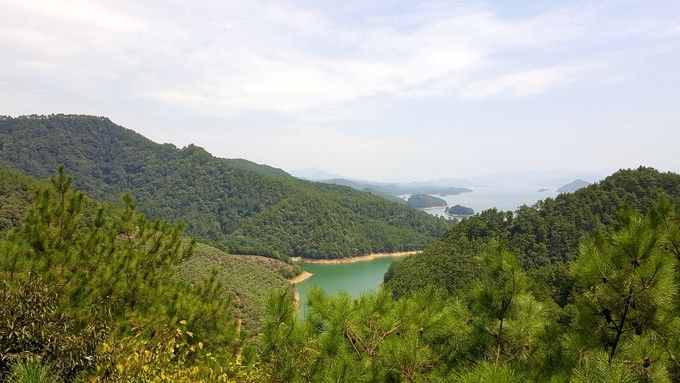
296,257,396,317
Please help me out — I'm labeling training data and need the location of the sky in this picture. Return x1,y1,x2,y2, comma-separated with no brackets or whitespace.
1,0,679,183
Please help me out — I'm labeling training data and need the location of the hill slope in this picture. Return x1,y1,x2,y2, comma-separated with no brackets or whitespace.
0,115,447,259
385,167,680,297
181,244,296,331
0,164,295,332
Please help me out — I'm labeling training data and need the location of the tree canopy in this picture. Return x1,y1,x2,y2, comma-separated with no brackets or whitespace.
3,167,680,382
385,167,680,297
0,115,448,259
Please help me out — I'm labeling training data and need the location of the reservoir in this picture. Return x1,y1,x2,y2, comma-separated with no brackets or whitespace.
296,257,398,317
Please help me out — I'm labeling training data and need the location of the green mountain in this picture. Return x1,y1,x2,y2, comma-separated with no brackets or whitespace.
0,164,294,332
0,115,447,259
385,167,680,298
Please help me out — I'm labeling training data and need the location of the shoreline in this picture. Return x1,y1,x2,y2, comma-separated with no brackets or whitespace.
288,271,313,284
292,250,421,265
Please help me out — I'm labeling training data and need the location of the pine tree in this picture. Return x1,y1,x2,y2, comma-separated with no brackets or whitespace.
466,242,549,366
568,208,677,380
0,168,237,380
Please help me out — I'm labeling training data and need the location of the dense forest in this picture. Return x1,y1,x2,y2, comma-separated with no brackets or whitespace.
0,166,38,231
0,165,295,333
3,166,680,382
386,167,680,296
0,115,448,259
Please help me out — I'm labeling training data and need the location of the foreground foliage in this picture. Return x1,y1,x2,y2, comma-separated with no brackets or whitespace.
3,168,680,382
0,169,245,381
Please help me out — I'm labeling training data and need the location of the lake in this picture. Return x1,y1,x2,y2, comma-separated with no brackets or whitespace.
419,187,558,218
296,257,397,317
295,188,560,316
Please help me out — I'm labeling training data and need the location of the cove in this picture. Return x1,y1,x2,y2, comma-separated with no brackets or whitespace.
295,257,398,317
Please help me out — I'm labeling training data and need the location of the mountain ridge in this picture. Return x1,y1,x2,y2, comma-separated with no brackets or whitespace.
0,114,448,259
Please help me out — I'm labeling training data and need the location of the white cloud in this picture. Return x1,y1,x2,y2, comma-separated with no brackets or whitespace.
2,0,680,179
0,0,610,114
150,6,594,112
461,65,591,99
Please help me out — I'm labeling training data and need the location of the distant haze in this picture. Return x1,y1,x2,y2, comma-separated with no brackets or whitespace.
2,0,679,181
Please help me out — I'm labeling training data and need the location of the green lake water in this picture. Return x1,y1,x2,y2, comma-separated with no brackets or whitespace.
296,257,397,317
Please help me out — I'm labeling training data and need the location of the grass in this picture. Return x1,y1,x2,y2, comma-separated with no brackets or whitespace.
7,358,60,383
178,244,300,331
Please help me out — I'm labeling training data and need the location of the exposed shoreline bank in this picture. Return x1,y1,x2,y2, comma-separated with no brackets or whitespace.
288,272,313,310
292,250,421,265
288,271,313,284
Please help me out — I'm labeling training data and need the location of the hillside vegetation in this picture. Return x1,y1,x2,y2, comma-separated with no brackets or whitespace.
0,166,39,231
181,244,297,331
0,165,296,333
385,167,680,297
4,166,680,382
0,115,448,259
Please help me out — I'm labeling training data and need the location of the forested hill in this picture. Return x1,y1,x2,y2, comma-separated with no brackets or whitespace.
385,167,680,297
0,164,296,331
0,166,41,231
0,115,448,259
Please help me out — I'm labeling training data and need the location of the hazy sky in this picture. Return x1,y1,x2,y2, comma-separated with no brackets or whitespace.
2,0,679,182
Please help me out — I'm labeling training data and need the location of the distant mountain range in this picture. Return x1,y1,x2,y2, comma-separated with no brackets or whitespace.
319,178,472,197
557,179,591,193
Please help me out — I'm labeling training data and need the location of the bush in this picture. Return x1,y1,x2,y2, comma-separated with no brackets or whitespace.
0,278,106,380
7,358,60,383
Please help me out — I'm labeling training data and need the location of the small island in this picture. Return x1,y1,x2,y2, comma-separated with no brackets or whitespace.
537,188,550,192
446,204,474,216
557,179,590,193
407,194,447,209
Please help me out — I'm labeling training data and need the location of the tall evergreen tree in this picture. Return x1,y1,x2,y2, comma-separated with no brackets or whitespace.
568,208,677,380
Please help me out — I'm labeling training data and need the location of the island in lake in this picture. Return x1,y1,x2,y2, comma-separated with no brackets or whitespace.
537,187,550,192
407,194,447,208
446,204,474,216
